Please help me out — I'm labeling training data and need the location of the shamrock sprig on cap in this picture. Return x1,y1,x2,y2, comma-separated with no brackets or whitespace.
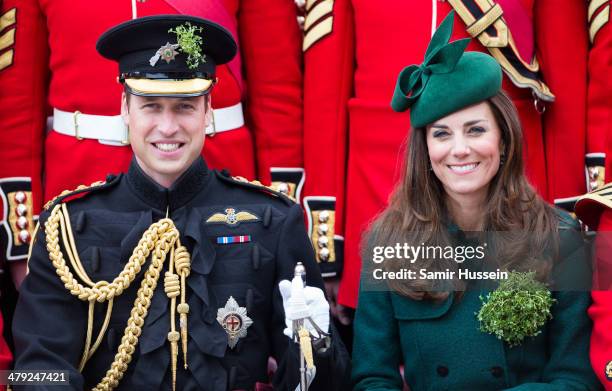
169,22,206,70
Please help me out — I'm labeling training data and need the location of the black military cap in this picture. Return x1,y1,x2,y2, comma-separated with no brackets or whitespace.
97,15,237,97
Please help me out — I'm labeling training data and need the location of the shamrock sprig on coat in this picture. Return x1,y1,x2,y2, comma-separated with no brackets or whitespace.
477,271,555,347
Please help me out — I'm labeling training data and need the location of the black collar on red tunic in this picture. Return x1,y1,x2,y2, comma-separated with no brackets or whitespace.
126,156,210,211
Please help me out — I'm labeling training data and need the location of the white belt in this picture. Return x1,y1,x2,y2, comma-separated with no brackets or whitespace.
52,102,245,146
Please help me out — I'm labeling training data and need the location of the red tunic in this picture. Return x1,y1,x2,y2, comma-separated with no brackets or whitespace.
0,0,303,262
588,210,612,390
0,314,11,386
575,4,612,386
303,0,589,307
587,0,612,191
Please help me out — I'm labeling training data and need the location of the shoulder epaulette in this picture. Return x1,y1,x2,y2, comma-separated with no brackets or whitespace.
43,174,122,211
214,171,296,205
302,0,334,51
574,182,612,229
578,182,612,208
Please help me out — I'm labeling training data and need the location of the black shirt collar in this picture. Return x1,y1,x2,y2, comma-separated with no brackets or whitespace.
126,156,209,211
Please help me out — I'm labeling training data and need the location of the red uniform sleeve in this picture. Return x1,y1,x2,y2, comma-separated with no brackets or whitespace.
0,0,48,263
589,210,612,389
589,291,612,389
238,0,304,196
534,0,589,203
302,0,354,277
587,0,612,191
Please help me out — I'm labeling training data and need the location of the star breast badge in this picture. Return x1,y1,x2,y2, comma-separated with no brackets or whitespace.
206,208,259,226
217,296,253,349
149,42,180,67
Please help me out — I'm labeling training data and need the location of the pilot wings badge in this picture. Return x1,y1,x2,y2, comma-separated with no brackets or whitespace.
205,208,259,226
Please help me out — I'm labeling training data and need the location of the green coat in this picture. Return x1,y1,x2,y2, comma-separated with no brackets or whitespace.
352,214,602,390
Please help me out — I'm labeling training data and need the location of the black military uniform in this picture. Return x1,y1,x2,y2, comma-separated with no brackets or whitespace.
12,15,349,391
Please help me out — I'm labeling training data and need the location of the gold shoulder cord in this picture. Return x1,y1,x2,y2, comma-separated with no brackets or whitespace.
44,201,191,391
232,176,297,202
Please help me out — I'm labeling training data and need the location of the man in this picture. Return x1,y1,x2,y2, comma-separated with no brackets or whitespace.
0,0,304,286
12,16,349,390
302,0,591,310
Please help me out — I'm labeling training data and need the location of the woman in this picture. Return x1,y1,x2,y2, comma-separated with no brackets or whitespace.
301,0,589,313
352,13,600,390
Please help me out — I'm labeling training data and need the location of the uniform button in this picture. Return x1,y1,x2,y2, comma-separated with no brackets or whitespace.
318,210,329,223
16,216,28,230
14,191,27,203
317,235,329,248
16,204,28,216
277,182,289,194
318,247,330,261
18,230,31,244
436,365,449,377
490,366,504,378
317,223,328,235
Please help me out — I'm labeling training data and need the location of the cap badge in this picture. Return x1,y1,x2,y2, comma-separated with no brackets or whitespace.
606,360,612,381
217,296,253,349
149,42,180,67
206,208,259,226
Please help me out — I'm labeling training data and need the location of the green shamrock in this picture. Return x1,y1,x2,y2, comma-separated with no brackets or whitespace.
169,22,206,70
477,271,555,347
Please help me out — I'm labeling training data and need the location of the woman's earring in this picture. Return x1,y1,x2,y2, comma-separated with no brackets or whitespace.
428,161,433,171
500,154,506,166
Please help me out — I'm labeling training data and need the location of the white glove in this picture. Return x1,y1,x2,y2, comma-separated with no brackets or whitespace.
279,278,330,339
293,367,316,391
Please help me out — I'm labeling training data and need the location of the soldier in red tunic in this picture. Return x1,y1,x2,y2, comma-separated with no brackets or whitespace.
576,3,612,387
575,185,612,389
302,0,591,309
0,0,304,279
0,0,15,381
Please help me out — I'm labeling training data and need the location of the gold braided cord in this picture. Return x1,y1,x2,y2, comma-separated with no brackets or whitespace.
56,204,112,370
79,301,96,371
60,204,95,286
44,203,188,390
93,225,178,391
162,240,192,391
165,245,180,391
43,181,106,211
174,245,191,369
88,300,114,360
46,204,159,302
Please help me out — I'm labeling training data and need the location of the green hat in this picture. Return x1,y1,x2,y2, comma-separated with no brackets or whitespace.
391,12,502,128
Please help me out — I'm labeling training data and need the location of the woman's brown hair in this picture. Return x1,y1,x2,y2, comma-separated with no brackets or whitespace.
363,90,558,300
